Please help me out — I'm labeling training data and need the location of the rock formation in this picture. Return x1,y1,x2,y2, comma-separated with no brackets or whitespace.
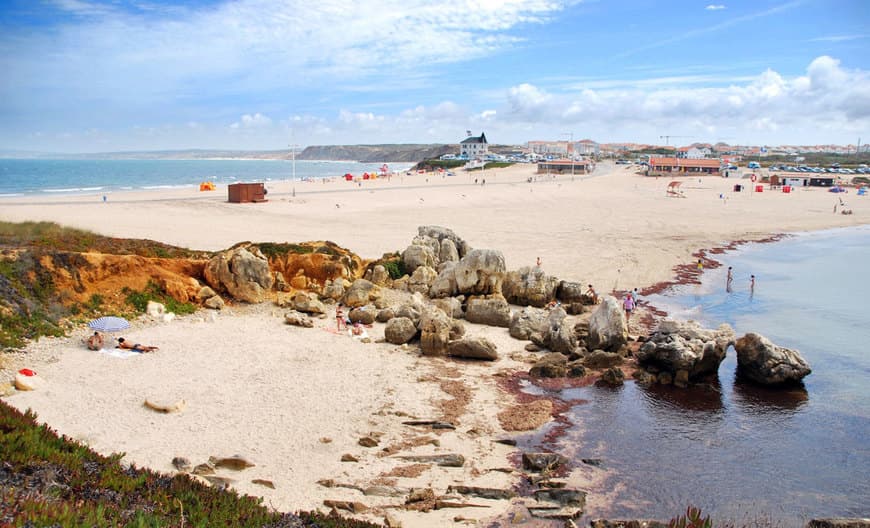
734,332,812,385
636,320,735,382
204,245,274,303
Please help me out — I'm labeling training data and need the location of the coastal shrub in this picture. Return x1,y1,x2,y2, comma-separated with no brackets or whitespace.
123,281,196,315
381,259,406,280
0,311,65,349
0,401,383,527
257,242,314,258
86,293,105,311
669,506,712,528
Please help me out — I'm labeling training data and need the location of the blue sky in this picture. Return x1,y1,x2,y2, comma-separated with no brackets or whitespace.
1,0,867,152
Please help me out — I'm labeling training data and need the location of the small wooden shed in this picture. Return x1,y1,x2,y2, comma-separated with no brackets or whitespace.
228,183,267,203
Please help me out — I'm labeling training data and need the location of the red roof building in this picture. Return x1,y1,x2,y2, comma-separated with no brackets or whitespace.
648,157,721,176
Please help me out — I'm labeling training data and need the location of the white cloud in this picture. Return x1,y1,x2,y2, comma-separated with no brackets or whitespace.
705,4,726,10
232,113,273,129
808,34,867,42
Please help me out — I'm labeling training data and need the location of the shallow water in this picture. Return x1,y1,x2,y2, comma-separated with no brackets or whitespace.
0,158,412,196
524,226,870,524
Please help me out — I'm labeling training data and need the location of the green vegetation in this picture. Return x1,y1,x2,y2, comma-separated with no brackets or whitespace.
0,221,208,258
0,400,382,527
0,254,66,349
381,259,406,280
256,242,315,258
124,281,197,316
669,506,712,528
418,159,466,170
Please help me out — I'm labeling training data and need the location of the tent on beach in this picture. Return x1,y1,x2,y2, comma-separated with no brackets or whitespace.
344,173,353,181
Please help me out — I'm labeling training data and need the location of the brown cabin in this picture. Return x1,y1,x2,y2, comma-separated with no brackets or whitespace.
228,183,267,203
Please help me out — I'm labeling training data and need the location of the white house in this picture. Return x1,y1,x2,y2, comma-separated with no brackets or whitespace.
461,132,489,159
676,146,711,159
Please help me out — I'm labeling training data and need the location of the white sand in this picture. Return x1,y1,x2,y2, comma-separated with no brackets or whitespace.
1,162,868,524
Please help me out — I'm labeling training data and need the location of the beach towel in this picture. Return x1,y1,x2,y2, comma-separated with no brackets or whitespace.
100,348,140,359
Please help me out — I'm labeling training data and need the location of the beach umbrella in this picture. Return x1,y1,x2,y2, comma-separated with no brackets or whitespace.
88,316,131,333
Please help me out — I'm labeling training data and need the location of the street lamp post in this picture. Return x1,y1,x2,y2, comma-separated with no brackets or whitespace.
289,142,299,197
562,132,574,180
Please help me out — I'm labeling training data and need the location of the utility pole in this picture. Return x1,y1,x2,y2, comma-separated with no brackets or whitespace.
562,132,574,180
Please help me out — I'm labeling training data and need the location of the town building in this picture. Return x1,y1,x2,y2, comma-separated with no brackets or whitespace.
576,139,599,156
647,157,721,176
675,146,711,159
527,140,570,157
461,132,489,159
536,159,593,175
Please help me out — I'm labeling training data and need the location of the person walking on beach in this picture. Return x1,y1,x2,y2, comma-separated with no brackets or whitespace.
623,293,635,320
697,259,704,271
631,287,639,308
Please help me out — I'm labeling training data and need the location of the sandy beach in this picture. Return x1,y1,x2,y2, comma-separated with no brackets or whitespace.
2,161,868,525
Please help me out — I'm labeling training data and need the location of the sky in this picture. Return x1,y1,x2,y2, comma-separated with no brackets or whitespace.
0,0,868,153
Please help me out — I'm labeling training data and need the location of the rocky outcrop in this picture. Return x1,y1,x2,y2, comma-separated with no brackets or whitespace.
465,296,512,327
408,265,438,295
432,297,463,319
734,333,812,385
348,306,376,325
419,308,451,356
530,353,569,378
284,310,314,328
502,266,560,308
453,249,506,295
385,317,417,344
637,320,735,381
544,307,577,354
342,279,381,308
321,278,349,300
290,292,327,314
587,296,626,352
394,293,427,326
509,306,549,340
447,337,498,361
204,246,274,303
556,280,586,304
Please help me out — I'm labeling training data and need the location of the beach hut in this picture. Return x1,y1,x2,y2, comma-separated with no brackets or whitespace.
228,183,267,203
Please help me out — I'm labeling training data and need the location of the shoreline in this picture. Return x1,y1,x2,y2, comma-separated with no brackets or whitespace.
2,163,869,525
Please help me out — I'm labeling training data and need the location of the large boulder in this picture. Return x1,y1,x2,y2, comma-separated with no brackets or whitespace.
439,238,460,263
432,297,464,319
502,266,560,308
587,296,627,352
368,265,391,287
465,296,512,328
395,293,427,326
637,320,735,380
734,333,812,385
556,280,586,304
419,307,452,356
509,306,549,340
448,337,498,361
453,249,506,295
342,279,381,308
529,352,569,378
385,317,417,345
545,307,577,354
348,305,376,325
408,265,438,295
417,225,470,257
429,262,458,298
322,278,350,301
291,292,327,314
204,246,274,303
401,244,437,274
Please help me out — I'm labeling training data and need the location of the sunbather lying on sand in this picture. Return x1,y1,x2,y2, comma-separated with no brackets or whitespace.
116,337,158,353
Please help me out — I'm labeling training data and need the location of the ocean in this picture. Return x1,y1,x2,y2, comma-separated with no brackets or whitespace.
0,158,413,197
523,225,870,525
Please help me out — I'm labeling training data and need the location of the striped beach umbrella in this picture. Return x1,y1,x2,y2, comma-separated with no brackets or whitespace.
87,316,131,333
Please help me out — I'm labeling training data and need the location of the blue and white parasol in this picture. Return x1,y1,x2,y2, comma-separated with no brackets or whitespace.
88,316,131,333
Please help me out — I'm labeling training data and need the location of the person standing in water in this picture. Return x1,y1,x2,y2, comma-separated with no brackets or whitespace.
726,266,734,292
750,275,756,292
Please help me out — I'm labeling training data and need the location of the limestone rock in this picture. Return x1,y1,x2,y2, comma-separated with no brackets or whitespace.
530,353,569,378
556,280,586,304
449,319,466,341
583,350,623,369
370,264,391,286
465,296,512,327
171,457,192,472
203,295,225,310
14,372,45,391
284,310,314,328
735,332,812,385
453,249,506,295
429,261,458,298
510,306,549,341
587,296,627,352
439,238,460,263
146,300,166,317
397,453,465,467
348,305,376,325
385,317,418,345
432,297,463,319
502,266,560,308
322,278,349,300
408,265,438,295
196,286,217,302
419,308,451,356
522,452,568,472
448,337,498,361
342,279,381,308
637,320,735,381
209,455,255,470
599,367,625,386
291,292,327,314
376,308,395,322
402,244,436,274
204,246,274,303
